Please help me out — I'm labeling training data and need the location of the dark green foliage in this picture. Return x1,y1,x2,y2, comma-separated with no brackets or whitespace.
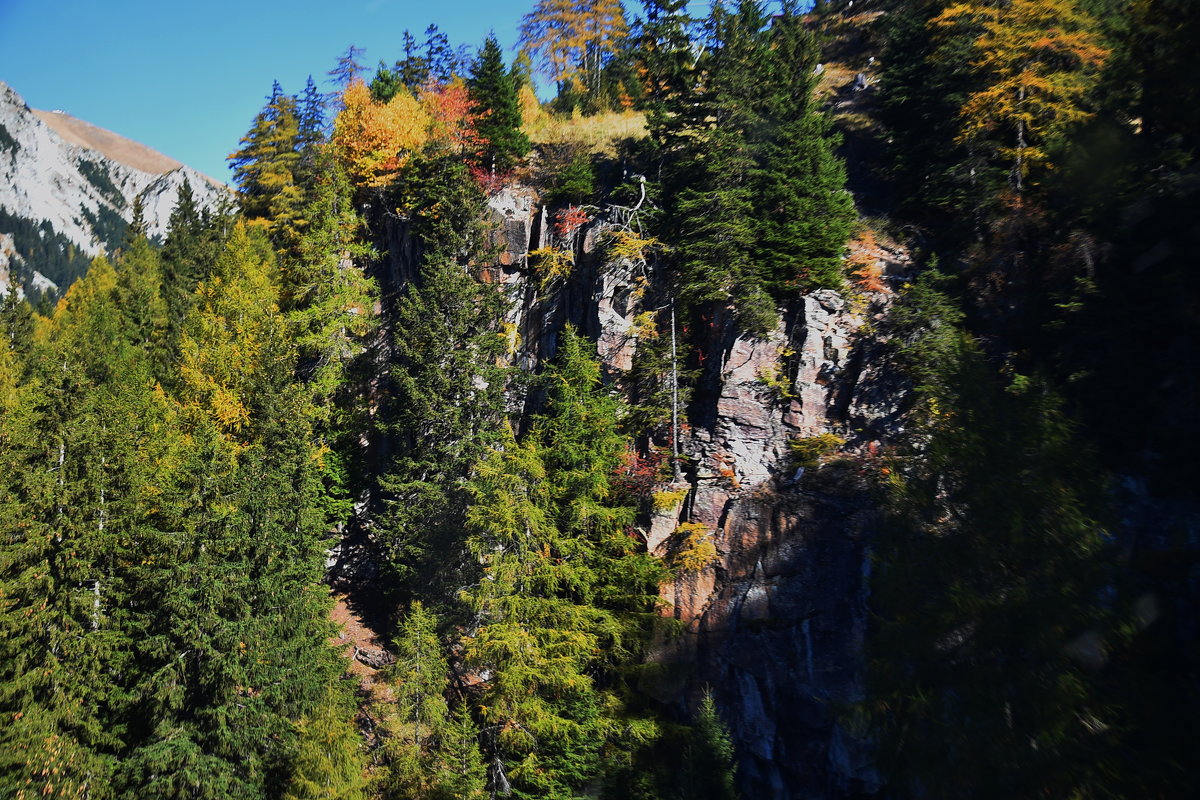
375,252,508,603
648,1,854,336
389,141,488,261
79,202,129,254
468,34,530,172
369,60,405,103
160,179,231,370
396,30,430,89
0,121,19,154
0,207,93,292
876,0,1000,239
870,274,1118,799
296,75,327,194
540,147,595,206
78,158,125,208
0,219,369,799
1,284,33,358
754,7,855,292
676,692,739,800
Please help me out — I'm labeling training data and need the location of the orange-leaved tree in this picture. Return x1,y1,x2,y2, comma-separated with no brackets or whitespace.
331,79,430,188
419,77,480,154
933,0,1109,192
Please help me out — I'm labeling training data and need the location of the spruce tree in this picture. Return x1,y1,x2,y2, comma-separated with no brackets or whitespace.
376,252,508,602
677,692,739,800
666,0,778,336
754,5,855,293
468,34,530,172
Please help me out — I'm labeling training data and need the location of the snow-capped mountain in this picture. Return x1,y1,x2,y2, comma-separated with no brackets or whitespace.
0,80,230,296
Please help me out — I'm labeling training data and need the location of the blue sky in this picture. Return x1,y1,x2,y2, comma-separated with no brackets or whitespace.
0,2,777,185
0,0,538,183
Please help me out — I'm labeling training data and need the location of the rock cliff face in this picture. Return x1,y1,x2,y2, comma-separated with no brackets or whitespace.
364,181,904,797
0,80,228,294
428,188,907,798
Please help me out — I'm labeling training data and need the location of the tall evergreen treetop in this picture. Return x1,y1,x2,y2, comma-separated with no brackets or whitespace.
468,34,530,172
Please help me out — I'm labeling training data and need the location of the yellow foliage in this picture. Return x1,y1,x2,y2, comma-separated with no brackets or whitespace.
524,109,647,156
519,0,627,93
518,84,545,128
527,246,574,287
671,522,717,573
651,487,688,511
933,0,1108,180
333,80,430,187
630,310,659,339
500,321,522,355
757,361,796,400
603,229,662,266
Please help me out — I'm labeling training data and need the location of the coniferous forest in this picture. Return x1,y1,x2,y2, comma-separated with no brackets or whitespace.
2,1,1198,798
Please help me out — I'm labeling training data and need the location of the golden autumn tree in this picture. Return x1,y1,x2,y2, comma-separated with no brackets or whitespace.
933,0,1109,192
331,79,430,188
519,0,628,94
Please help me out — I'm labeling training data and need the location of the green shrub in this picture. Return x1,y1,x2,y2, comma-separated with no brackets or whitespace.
788,433,845,469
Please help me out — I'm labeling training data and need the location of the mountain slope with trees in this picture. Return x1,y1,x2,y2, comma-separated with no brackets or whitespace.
1,2,1197,798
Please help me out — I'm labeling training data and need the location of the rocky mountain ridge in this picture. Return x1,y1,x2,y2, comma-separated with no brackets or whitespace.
0,80,229,295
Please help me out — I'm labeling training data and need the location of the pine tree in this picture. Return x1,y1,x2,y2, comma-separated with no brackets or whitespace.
0,258,153,799
114,236,169,377
119,224,356,798
468,34,530,173
396,30,430,89
296,75,327,194
329,45,367,89
0,284,33,359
